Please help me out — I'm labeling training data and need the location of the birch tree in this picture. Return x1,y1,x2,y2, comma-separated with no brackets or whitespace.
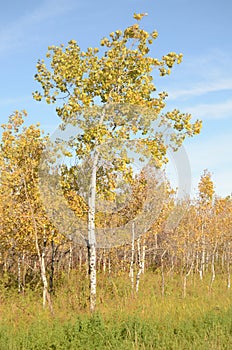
0,111,63,310
197,170,215,280
33,13,201,311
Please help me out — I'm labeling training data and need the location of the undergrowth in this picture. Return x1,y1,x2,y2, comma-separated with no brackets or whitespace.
0,271,231,349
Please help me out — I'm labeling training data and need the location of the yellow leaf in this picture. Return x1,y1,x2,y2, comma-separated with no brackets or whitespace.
133,13,148,21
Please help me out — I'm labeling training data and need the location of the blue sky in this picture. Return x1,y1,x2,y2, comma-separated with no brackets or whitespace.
0,0,231,198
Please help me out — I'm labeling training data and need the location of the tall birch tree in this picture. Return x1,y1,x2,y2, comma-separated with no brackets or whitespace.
33,13,202,311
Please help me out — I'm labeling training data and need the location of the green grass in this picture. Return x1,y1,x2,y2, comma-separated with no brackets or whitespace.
0,308,231,349
0,271,231,349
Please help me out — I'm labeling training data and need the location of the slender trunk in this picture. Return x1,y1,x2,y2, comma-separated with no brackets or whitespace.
68,241,73,275
17,255,22,293
78,246,82,271
205,250,209,272
49,239,55,293
87,149,99,313
88,244,96,312
40,238,53,313
196,248,199,274
141,238,146,274
22,253,26,293
41,237,49,309
153,234,158,264
161,250,166,297
135,237,146,293
227,242,231,289
3,255,7,275
201,232,206,278
210,243,217,291
22,176,53,313
108,253,111,274
103,249,106,273
129,222,135,290
135,236,143,293
210,252,215,290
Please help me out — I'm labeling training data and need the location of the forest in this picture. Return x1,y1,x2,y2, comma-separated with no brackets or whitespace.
0,12,231,350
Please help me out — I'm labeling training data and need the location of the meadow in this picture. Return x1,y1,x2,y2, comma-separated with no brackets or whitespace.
0,271,231,349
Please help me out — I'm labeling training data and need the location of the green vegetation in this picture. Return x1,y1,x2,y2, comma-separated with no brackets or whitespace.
0,272,231,349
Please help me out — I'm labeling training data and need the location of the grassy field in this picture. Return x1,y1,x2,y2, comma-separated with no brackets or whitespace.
0,271,231,349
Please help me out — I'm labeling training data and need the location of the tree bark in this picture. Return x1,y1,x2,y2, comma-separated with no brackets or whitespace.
68,241,73,275
22,176,53,313
129,222,135,290
227,242,231,289
17,254,22,293
135,236,142,293
41,237,50,309
87,149,99,312
49,239,55,293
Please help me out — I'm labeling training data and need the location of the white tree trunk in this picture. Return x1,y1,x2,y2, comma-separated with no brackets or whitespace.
210,252,215,290
88,244,96,312
49,239,55,293
129,222,135,290
79,246,82,271
103,249,106,273
23,176,53,313
108,255,111,274
135,236,142,293
201,232,206,277
68,241,73,275
17,255,21,293
227,242,231,289
210,243,217,290
41,240,49,309
87,149,99,312
141,238,146,274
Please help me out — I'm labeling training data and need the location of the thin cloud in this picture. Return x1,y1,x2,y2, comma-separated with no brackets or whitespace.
187,99,232,120
28,0,77,23
0,96,30,107
168,78,232,100
0,0,78,53
165,50,232,100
